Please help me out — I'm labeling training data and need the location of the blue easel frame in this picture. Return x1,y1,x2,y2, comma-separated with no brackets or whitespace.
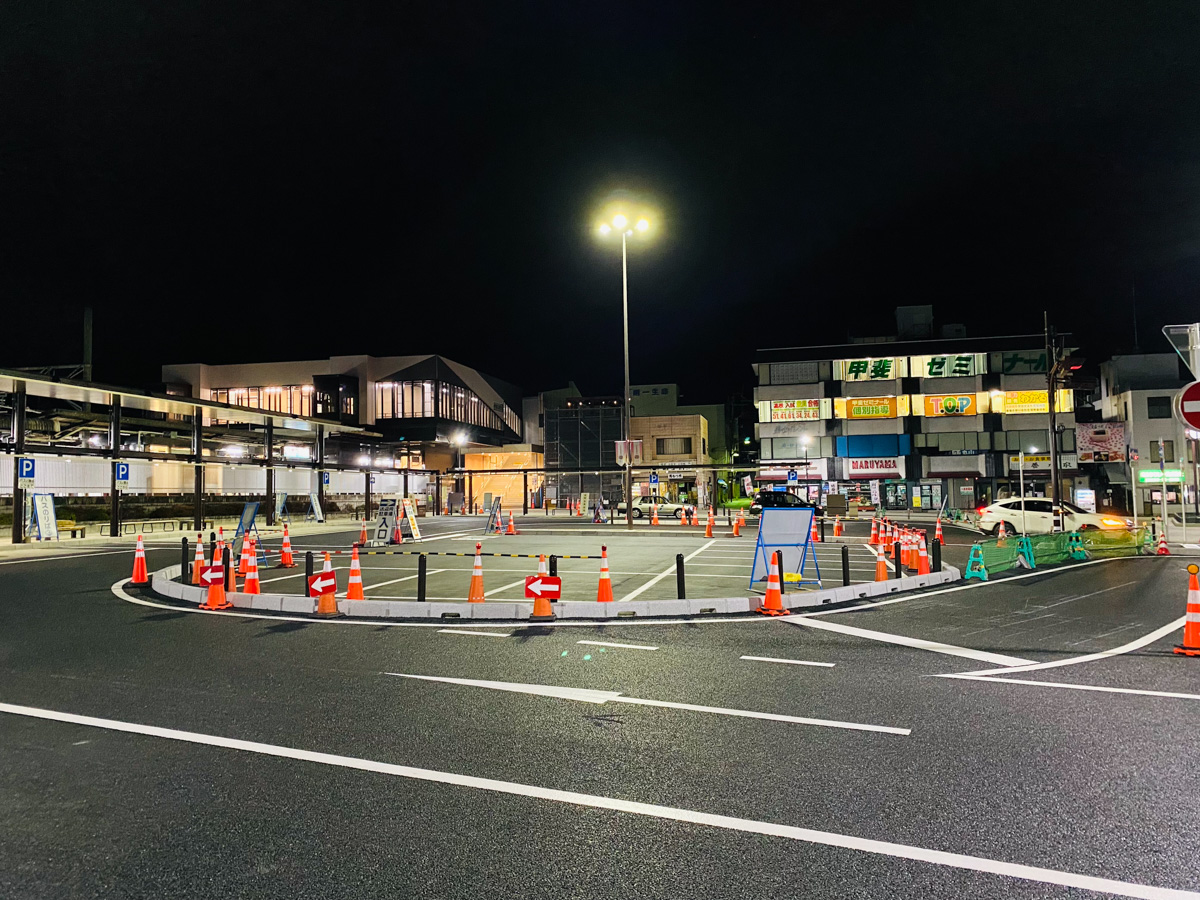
748,507,822,590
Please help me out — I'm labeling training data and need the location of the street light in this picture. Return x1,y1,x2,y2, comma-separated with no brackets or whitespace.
1020,445,1037,532
595,198,658,528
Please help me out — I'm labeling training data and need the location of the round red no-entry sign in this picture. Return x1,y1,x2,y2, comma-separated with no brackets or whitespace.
1178,381,1200,430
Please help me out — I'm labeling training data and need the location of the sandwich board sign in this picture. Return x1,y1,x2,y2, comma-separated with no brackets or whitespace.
401,498,422,540
32,493,58,541
371,497,399,545
231,502,266,564
306,492,325,523
749,506,821,590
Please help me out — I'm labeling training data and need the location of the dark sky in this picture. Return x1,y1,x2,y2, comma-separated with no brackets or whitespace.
5,2,1200,401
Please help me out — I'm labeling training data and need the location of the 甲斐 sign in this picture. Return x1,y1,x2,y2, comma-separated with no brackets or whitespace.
835,357,908,381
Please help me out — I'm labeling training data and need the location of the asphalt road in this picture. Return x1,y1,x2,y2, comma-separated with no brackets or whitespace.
2,530,1198,899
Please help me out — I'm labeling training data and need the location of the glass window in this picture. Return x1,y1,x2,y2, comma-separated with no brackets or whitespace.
1026,500,1053,513
1147,396,1173,419
656,437,693,455
1150,440,1175,463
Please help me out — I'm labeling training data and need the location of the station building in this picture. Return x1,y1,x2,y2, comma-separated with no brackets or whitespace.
753,306,1081,512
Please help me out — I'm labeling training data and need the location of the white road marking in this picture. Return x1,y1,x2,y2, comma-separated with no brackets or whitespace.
387,672,615,702
383,672,905,735
436,629,512,638
0,548,167,565
956,616,1185,677
363,570,443,592
784,617,1035,667
938,673,1200,701
740,655,835,668
2,702,1193,899
484,578,531,597
577,640,658,651
620,539,718,602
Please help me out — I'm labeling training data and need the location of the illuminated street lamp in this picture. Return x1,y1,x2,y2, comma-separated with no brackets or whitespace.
596,199,657,528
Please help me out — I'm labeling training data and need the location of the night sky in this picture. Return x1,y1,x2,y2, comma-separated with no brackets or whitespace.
5,3,1200,402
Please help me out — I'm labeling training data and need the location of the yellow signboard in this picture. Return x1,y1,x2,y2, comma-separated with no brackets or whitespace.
769,399,825,421
994,390,1074,415
922,394,981,417
835,396,910,419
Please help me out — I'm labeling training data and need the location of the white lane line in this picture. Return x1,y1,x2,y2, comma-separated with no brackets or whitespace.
0,548,166,565
364,570,443,592
793,556,1127,619
436,629,512,638
740,655,835,668
620,539,718,602
383,672,905,735
114,578,769,628
784,617,1035,667
484,578,530,598
608,697,908,735
0,703,1190,900
938,673,1200,701
955,616,1186,677
577,640,658,651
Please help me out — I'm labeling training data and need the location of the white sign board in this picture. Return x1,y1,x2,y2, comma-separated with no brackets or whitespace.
308,492,325,523
33,493,58,541
869,479,881,504
1075,488,1096,513
401,498,422,540
371,497,399,544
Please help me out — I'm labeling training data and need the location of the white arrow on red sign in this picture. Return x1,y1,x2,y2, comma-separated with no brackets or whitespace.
200,565,224,585
1178,381,1200,430
308,573,337,596
524,575,562,599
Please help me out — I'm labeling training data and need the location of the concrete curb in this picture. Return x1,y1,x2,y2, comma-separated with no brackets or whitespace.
149,564,961,621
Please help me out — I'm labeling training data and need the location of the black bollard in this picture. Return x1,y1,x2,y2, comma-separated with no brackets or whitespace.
305,551,314,594
676,553,686,599
223,546,232,591
417,554,427,602
182,537,189,581
892,542,902,578
841,543,850,586
931,534,942,572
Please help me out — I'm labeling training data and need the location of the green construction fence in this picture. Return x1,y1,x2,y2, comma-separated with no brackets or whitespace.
965,527,1150,581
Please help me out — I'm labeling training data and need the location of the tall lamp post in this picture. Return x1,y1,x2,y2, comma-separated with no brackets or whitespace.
598,206,654,529
1019,445,1037,533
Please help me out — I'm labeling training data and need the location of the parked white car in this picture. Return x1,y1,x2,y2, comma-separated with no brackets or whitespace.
613,495,687,519
977,498,1132,535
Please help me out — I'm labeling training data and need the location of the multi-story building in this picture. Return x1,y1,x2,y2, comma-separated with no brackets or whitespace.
1092,353,1194,517
753,306,1080,512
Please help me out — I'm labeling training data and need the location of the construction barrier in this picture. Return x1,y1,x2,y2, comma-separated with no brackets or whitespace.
965,527,1150,581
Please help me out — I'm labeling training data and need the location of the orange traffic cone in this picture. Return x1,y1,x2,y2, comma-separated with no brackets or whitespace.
314,552,340,617
917,532,930,575
443,500,449,516
692,506,701,527
358,519,368,546
198,553,230,610
887,525,897,558
243,540,261,594
278,525,297,568
934,518,944,545
680,505,688,526
705,507,714,538
494,513,503,535
192,534,205,585
576,499,582,517
738,509,746,529
506,511,518,535
130,534,149,585
651,505,660,526
833,515,843,538
530,553,556,621
1174,564,1200,656
874,543,889,581
346,546,365,600
1157,532,1171,556
393,521,403,545
467,542,486,602
237,538,251,576
731,516,741,538
810,516,820,543
997,520,1008,542
596,545,614,602
869,517,879,545
757,552,786,616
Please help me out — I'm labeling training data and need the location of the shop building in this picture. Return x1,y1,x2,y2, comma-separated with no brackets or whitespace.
1092,353,1195,518
753,306,1081,511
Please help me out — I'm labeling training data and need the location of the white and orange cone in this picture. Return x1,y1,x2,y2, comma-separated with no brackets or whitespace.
997,520,1008,542
530,552,556,620
198,554,230,610
833,515,843,538
315,552,340,617
1175,564,1200,657
278,525,297,568
346,546,365,600
651,504,660,526
192,534,205,585
705,507,714,538
242,540,261,595
237,538,251,576
869,517,879,545
874,544,890,581
130,534,149,585
596,545,614,602
934,518,944,545
358,519,368,546
506,511,518,535
757,552,786,616
810,515,820,543
917,532,930,575
1157,532,1171,556
468,542,486,602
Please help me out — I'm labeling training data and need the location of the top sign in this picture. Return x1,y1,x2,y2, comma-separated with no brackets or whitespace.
1178,381,1200,429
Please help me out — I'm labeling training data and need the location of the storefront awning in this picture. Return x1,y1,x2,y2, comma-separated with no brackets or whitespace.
923,454,986,477
1103,462,1131,485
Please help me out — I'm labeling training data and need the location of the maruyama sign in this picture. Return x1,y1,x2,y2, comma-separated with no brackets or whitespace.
846,457,904,479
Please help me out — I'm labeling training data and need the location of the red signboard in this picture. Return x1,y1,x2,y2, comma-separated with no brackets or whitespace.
199,565,225,586
1179,382,1200,430
308,572,337,596
524,575,562,600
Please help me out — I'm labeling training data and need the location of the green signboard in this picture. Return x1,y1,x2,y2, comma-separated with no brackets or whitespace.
1137,469,1184,484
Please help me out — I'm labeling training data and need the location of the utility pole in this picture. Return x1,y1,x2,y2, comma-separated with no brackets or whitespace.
1044,311,1062,532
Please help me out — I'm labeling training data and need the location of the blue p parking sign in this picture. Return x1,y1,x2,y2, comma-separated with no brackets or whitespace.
17,458,35,489
115,462,130,489
649,472,659,486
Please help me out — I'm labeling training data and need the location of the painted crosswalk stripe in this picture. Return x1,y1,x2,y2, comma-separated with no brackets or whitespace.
577,640,658,651
740,655,835,668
